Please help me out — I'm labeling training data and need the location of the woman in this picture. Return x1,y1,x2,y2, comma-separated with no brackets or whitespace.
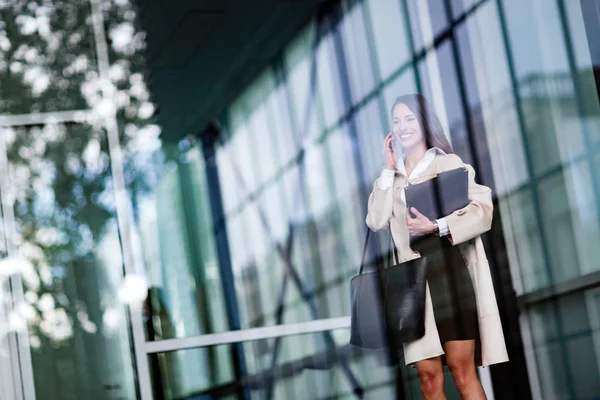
366,94,509,399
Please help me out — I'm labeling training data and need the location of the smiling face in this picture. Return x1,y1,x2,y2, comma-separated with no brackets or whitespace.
392,102,425,152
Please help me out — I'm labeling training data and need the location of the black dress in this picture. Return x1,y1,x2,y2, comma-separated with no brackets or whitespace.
412,234,479,342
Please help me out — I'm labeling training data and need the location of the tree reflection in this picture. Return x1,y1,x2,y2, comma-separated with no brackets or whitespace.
0,0,159,366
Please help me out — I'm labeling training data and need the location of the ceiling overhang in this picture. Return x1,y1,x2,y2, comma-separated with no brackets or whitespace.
136,0,325,143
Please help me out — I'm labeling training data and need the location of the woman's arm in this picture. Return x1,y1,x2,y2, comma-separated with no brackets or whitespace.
366,177,394,231
444,163,493,245
366,133,398,231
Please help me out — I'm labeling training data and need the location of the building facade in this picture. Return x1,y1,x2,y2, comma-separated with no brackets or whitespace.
0,0,600,399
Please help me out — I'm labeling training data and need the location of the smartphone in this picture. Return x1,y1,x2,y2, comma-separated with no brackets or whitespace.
389,134,399,152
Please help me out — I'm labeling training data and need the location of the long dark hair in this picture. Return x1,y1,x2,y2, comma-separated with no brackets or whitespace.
391,94,453,154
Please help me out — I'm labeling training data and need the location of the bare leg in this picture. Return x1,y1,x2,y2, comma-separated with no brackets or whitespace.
444,340,486,400
415,356,447,400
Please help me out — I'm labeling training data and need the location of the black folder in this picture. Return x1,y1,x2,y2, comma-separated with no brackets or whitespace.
405,168,470,221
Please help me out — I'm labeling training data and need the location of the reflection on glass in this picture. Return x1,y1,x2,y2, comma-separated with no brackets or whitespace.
149,329,479,399
339,2,376,105
139,146,229,340
527,291,600,398
0,3,98,114
149,330,398,399
2,124,136,399
364,0,411,82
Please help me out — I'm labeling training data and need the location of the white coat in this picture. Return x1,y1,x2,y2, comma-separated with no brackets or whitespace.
365,152,509,366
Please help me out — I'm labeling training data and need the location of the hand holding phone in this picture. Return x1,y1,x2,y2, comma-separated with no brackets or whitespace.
383,132,397,170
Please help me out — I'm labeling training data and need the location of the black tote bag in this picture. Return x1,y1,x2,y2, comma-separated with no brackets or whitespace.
350,229,428,349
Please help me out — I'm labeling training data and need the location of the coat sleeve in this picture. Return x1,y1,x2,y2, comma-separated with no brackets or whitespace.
445,162,493,245
366,178,394,231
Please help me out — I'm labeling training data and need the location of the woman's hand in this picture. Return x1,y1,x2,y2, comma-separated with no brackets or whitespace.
382,132,397,170
407,208,436,236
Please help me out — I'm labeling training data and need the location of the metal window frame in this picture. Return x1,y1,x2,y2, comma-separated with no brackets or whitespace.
145,317,350,354
0,135,27,400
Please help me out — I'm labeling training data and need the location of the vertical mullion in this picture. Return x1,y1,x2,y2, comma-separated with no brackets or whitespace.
361,0,397,155
440,1,481,172
442,1,533,398
0,134,24,400
200,125,251,400
89,0,154,399
399,0,423,95
495,0,576,398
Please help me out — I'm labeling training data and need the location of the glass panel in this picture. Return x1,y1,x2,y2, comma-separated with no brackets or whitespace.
428,0,450,38
503,189,547,293
324,124,365,286
148,330,468,399
228,115,259,196
354,98,387,186
565,0,600,146
528,292,600,399
285,22,322,143
405,0,426,53
383,69,419,110
470,0,600,289
216,143,244,217
242,71,280,186
449,0,479,20
138,145,231,339
339,2,377,104
315,33,345,130
364,0,412,82
0,3,98,114
3,123,136,400
435,40,471,160
265,82,299,169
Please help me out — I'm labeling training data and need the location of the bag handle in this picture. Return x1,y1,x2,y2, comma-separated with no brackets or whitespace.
358,229,371,275
388,229,400,266
358,226,400,275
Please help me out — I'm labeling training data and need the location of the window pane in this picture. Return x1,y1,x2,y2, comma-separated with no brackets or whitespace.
316,33,345,130
265,83,299,168
4,124,136,399
427,0,450,38
450,0,479,20
354,98,386,186
502,189,547,293
149,330,468,399
365,0,412,81
243,71,280,185
303,141,333,218
339,3,377,104
527,292,600,399
0,3,98,114
228,110,259,194
285,22,321,142
383,69,418,115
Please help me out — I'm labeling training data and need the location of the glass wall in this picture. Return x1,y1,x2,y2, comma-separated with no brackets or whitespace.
1,0,600,399
0,0,156,399
132,0,600,398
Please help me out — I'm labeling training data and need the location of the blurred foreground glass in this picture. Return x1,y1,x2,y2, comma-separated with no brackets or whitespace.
1,123,137,399
146,329,510,399
0,2,99,115
149,330,429,399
